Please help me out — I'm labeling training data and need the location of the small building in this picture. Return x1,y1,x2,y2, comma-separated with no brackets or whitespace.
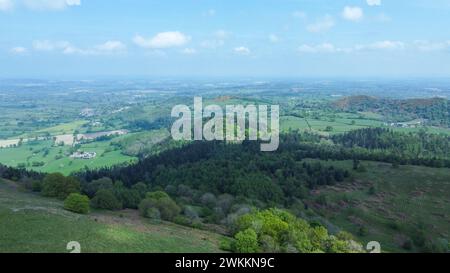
70,151,97,160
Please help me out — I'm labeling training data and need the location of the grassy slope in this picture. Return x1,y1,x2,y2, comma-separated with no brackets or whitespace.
0,179,225,253
305,160,450,252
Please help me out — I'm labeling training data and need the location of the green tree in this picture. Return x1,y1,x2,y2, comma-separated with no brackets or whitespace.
83,177,113,198
138,191,181,221
234,228,259,253
91,189,122,210
64,193,90,214
42,173,80,200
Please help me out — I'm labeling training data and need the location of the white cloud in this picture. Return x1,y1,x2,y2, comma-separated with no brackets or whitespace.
23,0,80,10
367,0,381,6
298,43,345,54
234,46,250,55
33,40,70,51
200,39,224,49
62,45,83,54
11,46,27,54
200,31,230,49
0,0,13,11
269,34,279,43
298,40,406,54
414,40,450,51
32,39,126,55
94,40,126,52
364,40,405,50
181,48,197,55
342,6,364,21
298,40,450,54
307,15,335,33
133,32,190,49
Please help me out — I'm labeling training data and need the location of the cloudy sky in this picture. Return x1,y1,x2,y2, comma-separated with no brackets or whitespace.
1,0,450,78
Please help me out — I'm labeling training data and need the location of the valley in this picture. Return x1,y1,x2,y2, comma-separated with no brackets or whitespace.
0,79,449,253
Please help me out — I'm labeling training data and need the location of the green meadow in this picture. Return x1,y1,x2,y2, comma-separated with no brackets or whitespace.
0,138,136,175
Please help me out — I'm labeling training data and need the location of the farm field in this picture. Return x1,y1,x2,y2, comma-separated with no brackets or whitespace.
0,179,225,253
0,137,136,175
281,115,385,134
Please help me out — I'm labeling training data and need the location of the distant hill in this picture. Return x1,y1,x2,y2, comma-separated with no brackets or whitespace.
332,96,449,127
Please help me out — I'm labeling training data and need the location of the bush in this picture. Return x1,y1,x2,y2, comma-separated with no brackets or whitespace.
146,207,161,220
234,228,259,253
139,198,155,217
115,188,141,209
64,193,90,214
42,173,80,200
173,215,191,226
146,191,170,200
91,189,122,210
219,237,235,252
139,191,181,221
83,177,113,198
233,208,364,253
132,182,148,198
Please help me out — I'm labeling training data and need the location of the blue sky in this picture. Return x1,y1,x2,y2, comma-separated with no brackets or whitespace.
1,0,450,78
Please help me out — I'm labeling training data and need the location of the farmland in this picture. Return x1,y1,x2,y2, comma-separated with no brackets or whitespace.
0,79,449,253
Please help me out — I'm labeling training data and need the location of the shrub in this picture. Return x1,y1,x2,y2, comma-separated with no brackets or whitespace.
234,228,259,253
260,235,280,253
173,215,191,226
146,191,170,200
219,237,235,252
155,196,181,221
64,193,90,214
115,188,141,209
132,182,148,198
139,191,181,221
42,173,80,200
83,177,113,198
200,193,217,208
146,207,161,220
139,198,155,217
91,189,122,210
233,209,364,253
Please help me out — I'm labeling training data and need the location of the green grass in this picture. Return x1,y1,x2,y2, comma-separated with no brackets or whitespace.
281,115,450,136
35,120,88,135
303,159,450,252
0,179,225,253
0,138,136,175
281,115,384,134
